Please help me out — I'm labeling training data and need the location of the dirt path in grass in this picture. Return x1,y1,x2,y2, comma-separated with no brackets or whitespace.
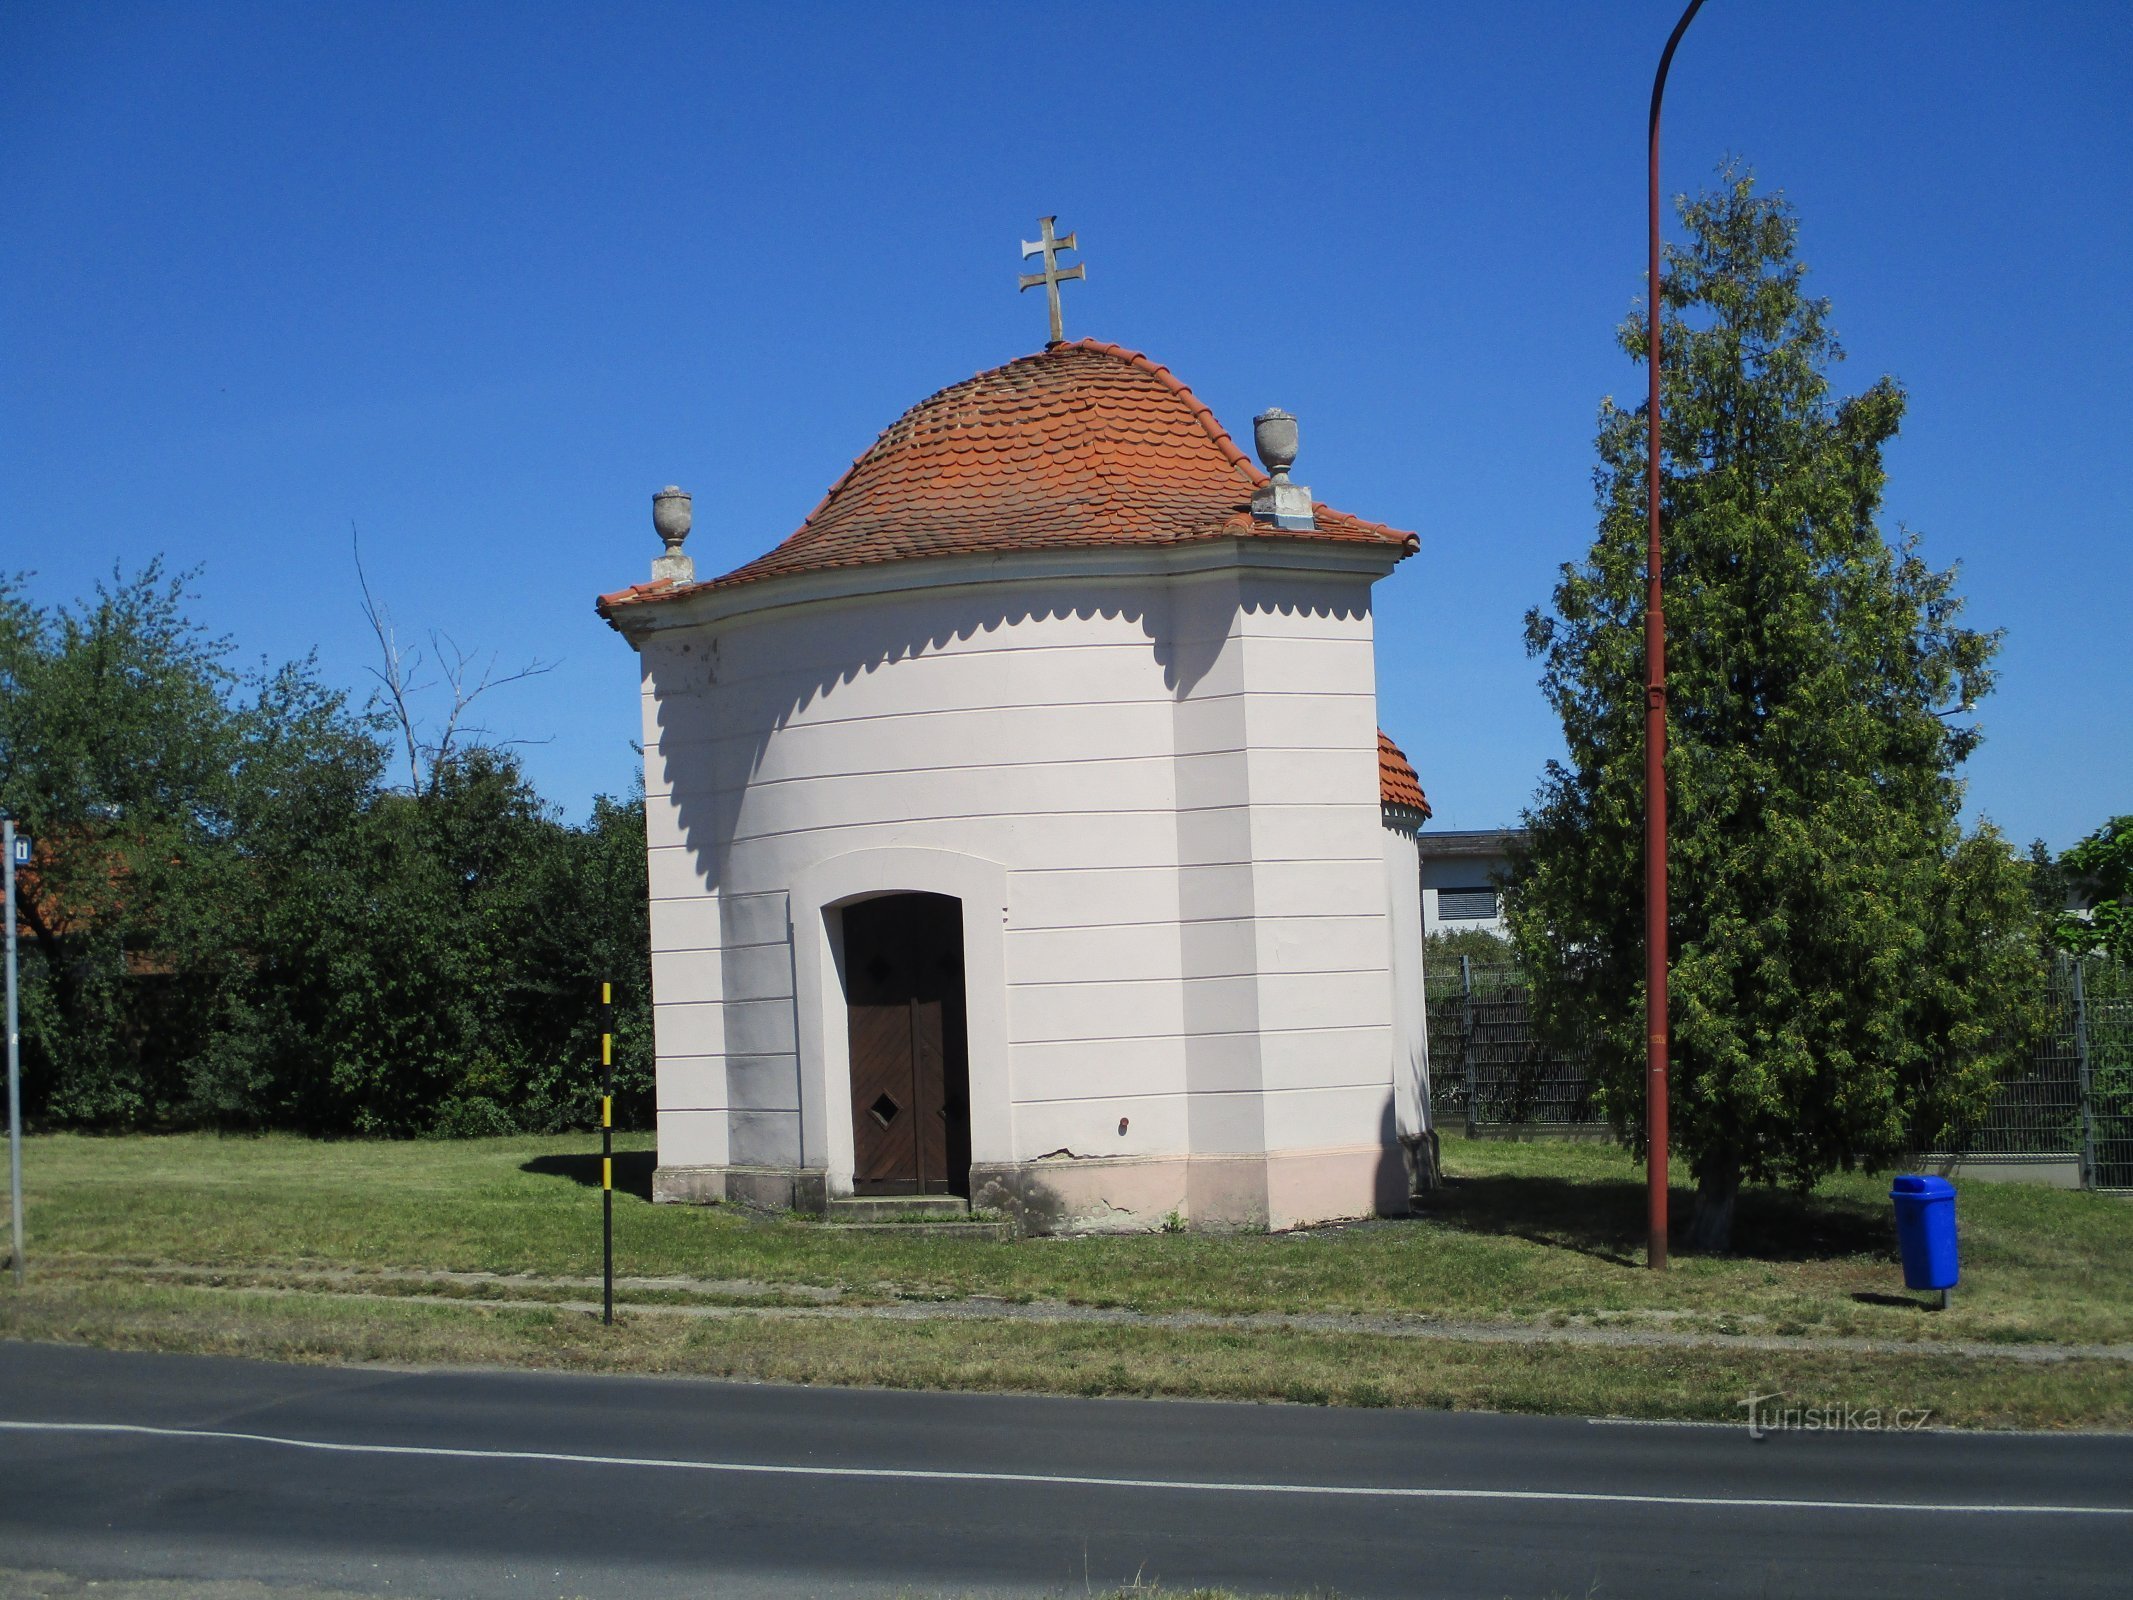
62,1260,2133,1365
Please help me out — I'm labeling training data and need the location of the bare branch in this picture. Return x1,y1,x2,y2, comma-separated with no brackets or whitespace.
424,626,555,788
352,527,558,794
352,526,430,794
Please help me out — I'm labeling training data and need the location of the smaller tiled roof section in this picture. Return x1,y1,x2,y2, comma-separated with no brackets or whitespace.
600,340,1415,613
1378,730,1431,821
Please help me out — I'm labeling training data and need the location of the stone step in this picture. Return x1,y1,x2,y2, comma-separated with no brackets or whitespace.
824,1195,975,1225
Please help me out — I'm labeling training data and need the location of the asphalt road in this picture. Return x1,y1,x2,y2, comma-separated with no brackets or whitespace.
0,1343,2127,1599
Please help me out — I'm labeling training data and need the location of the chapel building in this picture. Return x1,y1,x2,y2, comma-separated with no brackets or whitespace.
599,338,1433,1232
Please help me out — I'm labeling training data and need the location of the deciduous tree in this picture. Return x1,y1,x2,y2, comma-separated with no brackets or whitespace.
2057,817,2132,962
0,564,652,1135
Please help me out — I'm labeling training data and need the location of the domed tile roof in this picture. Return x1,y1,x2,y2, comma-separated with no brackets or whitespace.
601,339,1414,613
1378,730,1432,821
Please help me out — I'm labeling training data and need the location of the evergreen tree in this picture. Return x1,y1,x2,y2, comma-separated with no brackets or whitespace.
1510,167,2042,1250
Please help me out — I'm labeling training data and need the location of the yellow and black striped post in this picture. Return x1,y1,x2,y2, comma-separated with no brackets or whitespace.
600,980,614,1326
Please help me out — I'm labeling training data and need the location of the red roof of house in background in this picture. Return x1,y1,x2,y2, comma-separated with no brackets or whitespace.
1378,731,1432,821
599,339,1415,615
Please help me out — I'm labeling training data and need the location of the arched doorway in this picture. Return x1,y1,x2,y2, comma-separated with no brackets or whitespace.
841,892,971,1196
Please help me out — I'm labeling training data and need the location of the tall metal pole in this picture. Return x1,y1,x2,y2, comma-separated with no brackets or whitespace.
5,818,24,1286
1645,0,1704,1271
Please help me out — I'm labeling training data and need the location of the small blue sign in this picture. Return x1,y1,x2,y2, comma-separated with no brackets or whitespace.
8,835,28,867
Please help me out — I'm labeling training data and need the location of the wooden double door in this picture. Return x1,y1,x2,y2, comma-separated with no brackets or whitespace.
844,893,971,1196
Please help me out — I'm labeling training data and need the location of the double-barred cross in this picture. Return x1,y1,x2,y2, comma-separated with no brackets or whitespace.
1018,216,1085,345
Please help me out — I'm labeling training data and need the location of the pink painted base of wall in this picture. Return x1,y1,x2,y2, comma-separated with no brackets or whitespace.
653,1145,1410,1234
974,1144,1410,1234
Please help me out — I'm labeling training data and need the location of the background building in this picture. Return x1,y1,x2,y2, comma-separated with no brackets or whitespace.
1418,828,1525,941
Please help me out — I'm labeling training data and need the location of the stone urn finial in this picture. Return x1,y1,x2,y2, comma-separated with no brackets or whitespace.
651,486,695,583
653,486,692,553
1253,408,1299,483
1249,409,1315,531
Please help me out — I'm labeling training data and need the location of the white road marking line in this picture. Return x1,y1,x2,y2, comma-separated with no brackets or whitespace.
3,1419,2127,1518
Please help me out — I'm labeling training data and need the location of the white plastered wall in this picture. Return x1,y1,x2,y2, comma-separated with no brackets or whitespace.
628,543,1406,1220
1383,819,1431,1144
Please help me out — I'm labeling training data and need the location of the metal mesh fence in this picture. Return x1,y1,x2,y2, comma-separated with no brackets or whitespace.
2074,957,2131,1191
1425,960,1601,1133
1922,956,2133,1189
1423,952,2133,1186
1929,959,2085,1168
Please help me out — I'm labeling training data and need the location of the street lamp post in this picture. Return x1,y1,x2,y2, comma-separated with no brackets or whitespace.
1644,0,1704,1271
4,817,23,1285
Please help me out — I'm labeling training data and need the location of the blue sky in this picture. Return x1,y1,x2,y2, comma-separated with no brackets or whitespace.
3,1,2126,849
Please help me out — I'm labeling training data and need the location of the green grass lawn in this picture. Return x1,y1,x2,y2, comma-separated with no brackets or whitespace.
18,1129,2132,1342
4,1129,2130,1428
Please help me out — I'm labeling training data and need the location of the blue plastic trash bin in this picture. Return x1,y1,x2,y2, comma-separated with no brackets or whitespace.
1891,1175,1959,1294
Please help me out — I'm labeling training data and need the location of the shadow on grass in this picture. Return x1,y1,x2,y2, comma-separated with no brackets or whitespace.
1851,1290,1936,1312
1422,1172,1896,1266
1421,1175,1648,1266
520,1150,657,1203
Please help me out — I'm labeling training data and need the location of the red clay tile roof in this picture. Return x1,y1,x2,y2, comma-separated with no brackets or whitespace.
600,340,1415,614
1378,730,1432,821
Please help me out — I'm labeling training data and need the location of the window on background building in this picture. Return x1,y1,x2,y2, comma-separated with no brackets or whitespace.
1437,887,1498,921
